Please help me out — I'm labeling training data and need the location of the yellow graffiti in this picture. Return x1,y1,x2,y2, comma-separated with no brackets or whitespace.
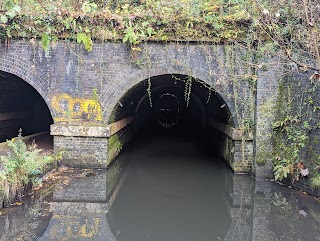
50,215,101,240
51,93,102,122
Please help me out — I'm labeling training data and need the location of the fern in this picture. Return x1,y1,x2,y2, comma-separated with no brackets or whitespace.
0,132,55,203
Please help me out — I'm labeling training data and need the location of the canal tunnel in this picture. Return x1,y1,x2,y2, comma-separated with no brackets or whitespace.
107,74,237,170
105,74,242,240
0,70,53,147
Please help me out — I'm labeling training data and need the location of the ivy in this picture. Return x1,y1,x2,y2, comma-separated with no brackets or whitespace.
76,32,93,52
0,0,251,49
272,79,320,184
41,32,50,52
0,1,21,24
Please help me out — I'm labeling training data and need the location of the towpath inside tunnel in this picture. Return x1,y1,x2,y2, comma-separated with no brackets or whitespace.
0,70,54,152
107,128,233,241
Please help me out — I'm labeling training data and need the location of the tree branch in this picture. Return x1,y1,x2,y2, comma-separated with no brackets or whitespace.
303,0,320,69
286,50,320,71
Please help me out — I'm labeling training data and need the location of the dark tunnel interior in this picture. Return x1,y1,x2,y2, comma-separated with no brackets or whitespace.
110,74,233,130
0,71,53,146
108,74,234,166
107,74,236,240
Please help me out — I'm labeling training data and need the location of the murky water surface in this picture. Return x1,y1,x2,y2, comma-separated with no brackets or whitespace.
1,132,320,241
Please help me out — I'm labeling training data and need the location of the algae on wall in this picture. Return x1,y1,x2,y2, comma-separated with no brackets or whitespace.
107,134,123,166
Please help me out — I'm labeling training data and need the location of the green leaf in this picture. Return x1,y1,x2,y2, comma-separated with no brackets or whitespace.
161,35,168,41
0,14,8,24
6,27,11,37
12,5,21,13
147,27,153,37
76,32,93,52
6,10,16,18
123,34,129,43
41,32,50,52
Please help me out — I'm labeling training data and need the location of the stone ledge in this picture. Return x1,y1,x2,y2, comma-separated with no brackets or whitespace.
0,111,26,121
51,124,109,138
51,202,108,214
51,116,135,138
208,119,253,141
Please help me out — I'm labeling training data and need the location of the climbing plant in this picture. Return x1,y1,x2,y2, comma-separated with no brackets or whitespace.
0,0,250,50
272,77,320,184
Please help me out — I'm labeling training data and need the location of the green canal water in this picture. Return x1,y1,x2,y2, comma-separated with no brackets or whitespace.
1,131,320,241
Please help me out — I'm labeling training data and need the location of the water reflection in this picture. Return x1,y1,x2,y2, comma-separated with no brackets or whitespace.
253,181,320,241
38,169,115,241
107,136,233,241
2,133,320,240
0,190,52,240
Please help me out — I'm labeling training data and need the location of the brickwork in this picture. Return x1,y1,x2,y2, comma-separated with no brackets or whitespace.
0,42,248,125
107,123,135,166
54,136,108,167
207,127,234,167
280,71,320,196
233,140,254,173
208,126,253,173
254,59,283,179
0,41,256,173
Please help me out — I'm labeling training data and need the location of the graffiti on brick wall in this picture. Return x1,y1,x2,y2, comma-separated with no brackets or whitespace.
43,216,101,239
51,93,102,122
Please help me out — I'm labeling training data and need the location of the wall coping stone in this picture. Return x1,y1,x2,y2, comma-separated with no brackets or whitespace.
208,119,253,141
51,124,109,138
51,116,135,138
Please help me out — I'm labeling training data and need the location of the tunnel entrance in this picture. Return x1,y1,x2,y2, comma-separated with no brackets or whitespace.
0,71,53,149
107,74,236,169
105,74,244,240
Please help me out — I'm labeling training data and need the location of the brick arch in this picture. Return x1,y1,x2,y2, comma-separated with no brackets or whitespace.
102,67,237,127
0,53,56,119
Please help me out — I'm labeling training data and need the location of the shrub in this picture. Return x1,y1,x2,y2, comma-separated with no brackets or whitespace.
0,131,55,205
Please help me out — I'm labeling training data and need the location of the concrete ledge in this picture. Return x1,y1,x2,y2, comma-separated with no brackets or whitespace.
51,116,135,138
208,119,253,141
51,124,109,138
107,116,134,137
51,202,108,214
0,112,25,121
0,131,49,149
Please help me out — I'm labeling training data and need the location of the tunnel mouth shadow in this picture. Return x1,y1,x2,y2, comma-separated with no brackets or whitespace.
107,74,236,170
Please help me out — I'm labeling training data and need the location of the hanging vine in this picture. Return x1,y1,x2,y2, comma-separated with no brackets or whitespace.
147,76,152,108
184,76,193,108
206,87,212,104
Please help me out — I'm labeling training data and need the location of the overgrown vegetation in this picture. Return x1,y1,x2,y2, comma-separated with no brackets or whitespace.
1,0,251,51
0,0,318,72
272,79,320,185
0,130,57,207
